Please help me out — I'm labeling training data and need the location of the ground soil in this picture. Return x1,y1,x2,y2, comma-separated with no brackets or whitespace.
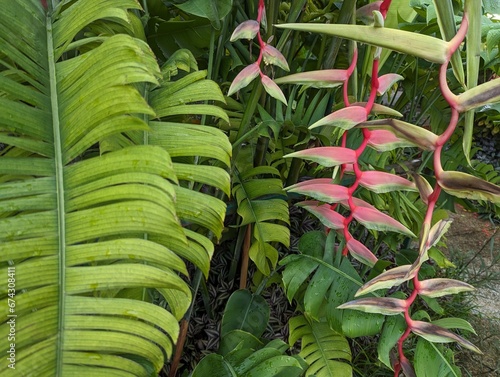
445,205,499,376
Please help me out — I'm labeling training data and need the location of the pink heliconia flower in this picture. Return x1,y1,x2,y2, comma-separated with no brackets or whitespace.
230,20,260,42
261,74,288,105
262,44,290,71
228,63,260,96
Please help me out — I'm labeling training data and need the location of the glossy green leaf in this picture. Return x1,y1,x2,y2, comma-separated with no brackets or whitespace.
191,354,235,377
221,290,270,338
378,309,406,369
414,338,461,377
174,0,233,29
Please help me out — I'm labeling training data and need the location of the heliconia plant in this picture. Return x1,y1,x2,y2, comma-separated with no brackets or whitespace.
228,0,289,104
227,1,500,376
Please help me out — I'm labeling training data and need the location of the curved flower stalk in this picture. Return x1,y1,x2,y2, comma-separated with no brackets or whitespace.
228,0,289,104
276,0,500,375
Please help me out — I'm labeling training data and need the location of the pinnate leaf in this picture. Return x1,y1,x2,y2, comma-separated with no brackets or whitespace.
230,20,259,41
284,147,357,167
437,170,500,203
261,75,287,105
338,297,407,315
309,106,367,131
228,63,260,96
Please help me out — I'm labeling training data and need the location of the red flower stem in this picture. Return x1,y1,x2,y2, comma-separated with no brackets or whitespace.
396,12,469,371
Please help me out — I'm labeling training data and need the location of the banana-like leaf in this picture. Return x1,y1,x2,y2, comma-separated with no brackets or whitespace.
233,167,289,275
289,315,352,377
0,1,192,374
276,23,449,64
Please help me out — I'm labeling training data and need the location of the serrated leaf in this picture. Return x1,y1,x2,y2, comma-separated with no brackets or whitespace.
352,207,416,237
359,171,416,193
275,69,348,88
309,106,367,130
261,75,287,105
437,170,500,203
418,278,475,298
284,147,357,167
296,201,345,230
262,44,290,71
228,63,261,96
338,297,407,315
230,20,259,41
411,321,482,353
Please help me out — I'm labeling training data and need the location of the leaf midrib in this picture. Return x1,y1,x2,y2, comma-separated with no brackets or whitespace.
46,11,66,376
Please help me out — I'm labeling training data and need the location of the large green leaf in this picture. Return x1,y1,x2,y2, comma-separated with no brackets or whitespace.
0,0,192,374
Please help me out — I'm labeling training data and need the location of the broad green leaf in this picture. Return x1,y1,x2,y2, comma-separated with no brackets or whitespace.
437,170,500,203
432,318,476,335
191,354,235,377
219,329,264,357
378,309,406,369
174,0,233,30
415,338,461,377
276,23,449,64
221,289,270,338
